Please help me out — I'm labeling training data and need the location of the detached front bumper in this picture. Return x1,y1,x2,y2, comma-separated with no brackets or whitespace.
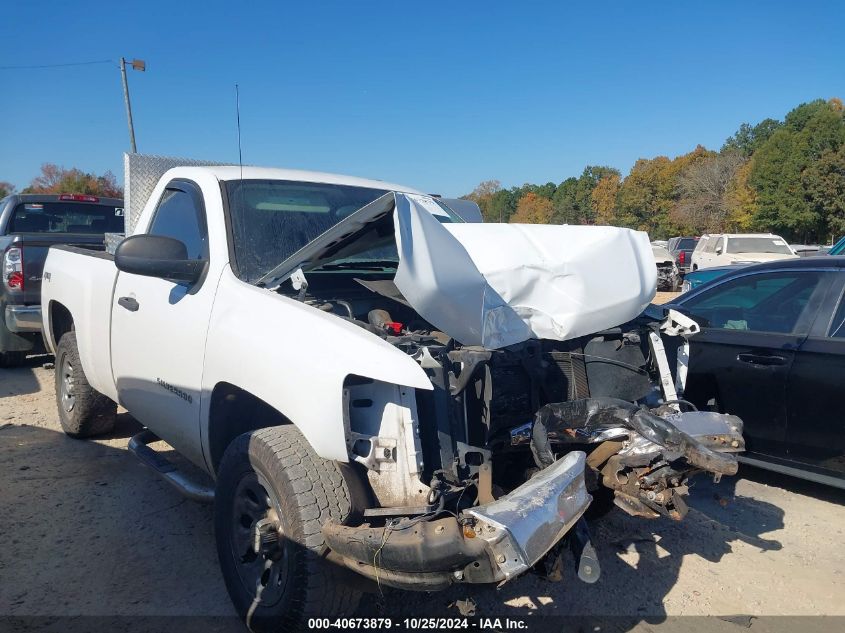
323,451,590,591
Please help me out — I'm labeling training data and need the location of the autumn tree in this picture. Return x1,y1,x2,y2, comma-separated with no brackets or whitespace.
724,160,757,232
509,192,553,224
0,181,14,198
550,166,618,224
590,173,621,225
464,179,501,221
23,163,123,198
617,146,713,237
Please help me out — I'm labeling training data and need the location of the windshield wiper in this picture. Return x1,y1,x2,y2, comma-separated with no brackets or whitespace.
313,260,398,271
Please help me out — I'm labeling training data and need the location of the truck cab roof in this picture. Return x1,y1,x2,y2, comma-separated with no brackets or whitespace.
181,165,423,195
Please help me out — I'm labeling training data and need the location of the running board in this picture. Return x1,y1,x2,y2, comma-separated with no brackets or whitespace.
127,429,215,503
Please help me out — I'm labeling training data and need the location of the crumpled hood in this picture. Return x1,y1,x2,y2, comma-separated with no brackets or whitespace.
263,192,657,349
394,194,656,349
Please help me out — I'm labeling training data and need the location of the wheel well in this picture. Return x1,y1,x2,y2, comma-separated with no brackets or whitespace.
207,383,292,475
49,302,74,349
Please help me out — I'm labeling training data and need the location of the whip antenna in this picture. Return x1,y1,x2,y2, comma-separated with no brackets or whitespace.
235,84,243,181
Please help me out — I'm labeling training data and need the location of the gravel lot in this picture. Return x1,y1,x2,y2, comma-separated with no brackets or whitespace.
2,346,845,626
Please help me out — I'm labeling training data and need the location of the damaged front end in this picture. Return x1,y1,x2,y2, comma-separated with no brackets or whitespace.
264,192,744,591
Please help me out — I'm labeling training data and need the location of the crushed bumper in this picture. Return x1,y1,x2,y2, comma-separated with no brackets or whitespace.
465,451,590,579
323,451,590,590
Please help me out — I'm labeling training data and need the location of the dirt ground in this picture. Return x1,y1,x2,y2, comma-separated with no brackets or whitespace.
2,350,845,624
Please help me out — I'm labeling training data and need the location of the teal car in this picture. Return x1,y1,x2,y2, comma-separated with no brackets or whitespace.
680,265,748,293
830,236,845,256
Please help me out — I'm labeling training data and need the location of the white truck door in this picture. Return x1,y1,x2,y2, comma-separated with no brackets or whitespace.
110,179,215,467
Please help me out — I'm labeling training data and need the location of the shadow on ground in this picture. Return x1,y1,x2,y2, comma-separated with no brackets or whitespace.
0,354,50,400
9,421,844,630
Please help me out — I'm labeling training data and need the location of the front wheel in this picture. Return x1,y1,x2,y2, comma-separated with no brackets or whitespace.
214,426,361,632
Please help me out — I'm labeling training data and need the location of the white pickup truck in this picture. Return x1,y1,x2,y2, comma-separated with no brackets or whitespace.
42,160,744,631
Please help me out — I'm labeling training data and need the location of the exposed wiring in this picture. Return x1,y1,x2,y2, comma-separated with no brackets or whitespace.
662,399,699,411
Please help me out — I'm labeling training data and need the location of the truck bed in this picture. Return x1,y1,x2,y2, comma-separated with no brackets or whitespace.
41,245,120,402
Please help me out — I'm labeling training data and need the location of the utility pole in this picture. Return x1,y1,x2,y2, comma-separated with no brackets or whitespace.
119,57,145,153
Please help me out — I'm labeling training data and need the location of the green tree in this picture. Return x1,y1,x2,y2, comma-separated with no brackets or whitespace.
722,119,781,156
0,181,14,198
803,144,845,238
750,99,845,241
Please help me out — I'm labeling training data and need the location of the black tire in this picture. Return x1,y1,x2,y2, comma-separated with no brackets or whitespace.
55,331,116,438
0,351,26,368
214,426,360,632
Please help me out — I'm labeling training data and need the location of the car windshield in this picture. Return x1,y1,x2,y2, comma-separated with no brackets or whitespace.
677,238,697,250
10,202,124,234
727,237,792,254
225,180,459,283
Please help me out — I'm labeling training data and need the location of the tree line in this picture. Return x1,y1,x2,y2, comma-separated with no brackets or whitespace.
464,98,845,243
0,163,122,199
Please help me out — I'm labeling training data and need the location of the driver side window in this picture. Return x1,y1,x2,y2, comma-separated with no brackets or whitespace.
683,271,823,333
149,184,208,260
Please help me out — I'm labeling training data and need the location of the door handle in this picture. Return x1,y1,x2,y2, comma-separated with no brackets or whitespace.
737,352,787,367
118,296,139,312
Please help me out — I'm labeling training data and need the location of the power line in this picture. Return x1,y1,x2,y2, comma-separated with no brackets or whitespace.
0,59,114,70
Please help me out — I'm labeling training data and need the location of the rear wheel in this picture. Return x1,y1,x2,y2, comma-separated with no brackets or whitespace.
55,332,116,438
214,426,360,632
0,351,26,368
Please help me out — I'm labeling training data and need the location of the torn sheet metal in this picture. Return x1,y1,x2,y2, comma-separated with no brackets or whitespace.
394,194,657,349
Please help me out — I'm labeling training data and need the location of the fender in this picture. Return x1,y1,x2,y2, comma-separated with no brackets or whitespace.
199,266,433,469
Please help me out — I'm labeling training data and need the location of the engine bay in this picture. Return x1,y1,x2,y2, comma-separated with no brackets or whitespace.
279,271,744,528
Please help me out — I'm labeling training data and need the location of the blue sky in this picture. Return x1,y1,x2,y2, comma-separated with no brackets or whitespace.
1,1,844,196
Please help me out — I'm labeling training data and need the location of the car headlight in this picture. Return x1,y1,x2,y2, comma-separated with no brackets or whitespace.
681,281,691,293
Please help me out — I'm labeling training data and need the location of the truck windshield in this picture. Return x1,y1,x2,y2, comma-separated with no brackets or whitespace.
727,237,793,254
10,202,124,234
225,180,459,283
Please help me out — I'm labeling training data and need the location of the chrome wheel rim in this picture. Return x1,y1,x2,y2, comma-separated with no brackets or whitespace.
60,354,76,413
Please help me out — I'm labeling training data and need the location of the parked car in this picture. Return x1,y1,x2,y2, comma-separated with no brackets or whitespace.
667,236,698,274
690,233,798,271
680,265,747,293
830,236,845,256
41,157,742,629
791,244,831,257
652,242,681,290
664,257,845,489
0,193,124,366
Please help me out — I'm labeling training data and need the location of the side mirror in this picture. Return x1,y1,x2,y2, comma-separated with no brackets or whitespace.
715,247,723,255
115,234,206,283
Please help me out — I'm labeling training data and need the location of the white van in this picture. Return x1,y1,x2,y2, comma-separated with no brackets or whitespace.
690,233,798,270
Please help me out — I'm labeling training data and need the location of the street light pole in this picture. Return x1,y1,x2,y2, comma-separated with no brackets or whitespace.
119,57,145,153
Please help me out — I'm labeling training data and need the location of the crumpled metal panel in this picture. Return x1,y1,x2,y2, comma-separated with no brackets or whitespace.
466,451,590,579
124,153,224,233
